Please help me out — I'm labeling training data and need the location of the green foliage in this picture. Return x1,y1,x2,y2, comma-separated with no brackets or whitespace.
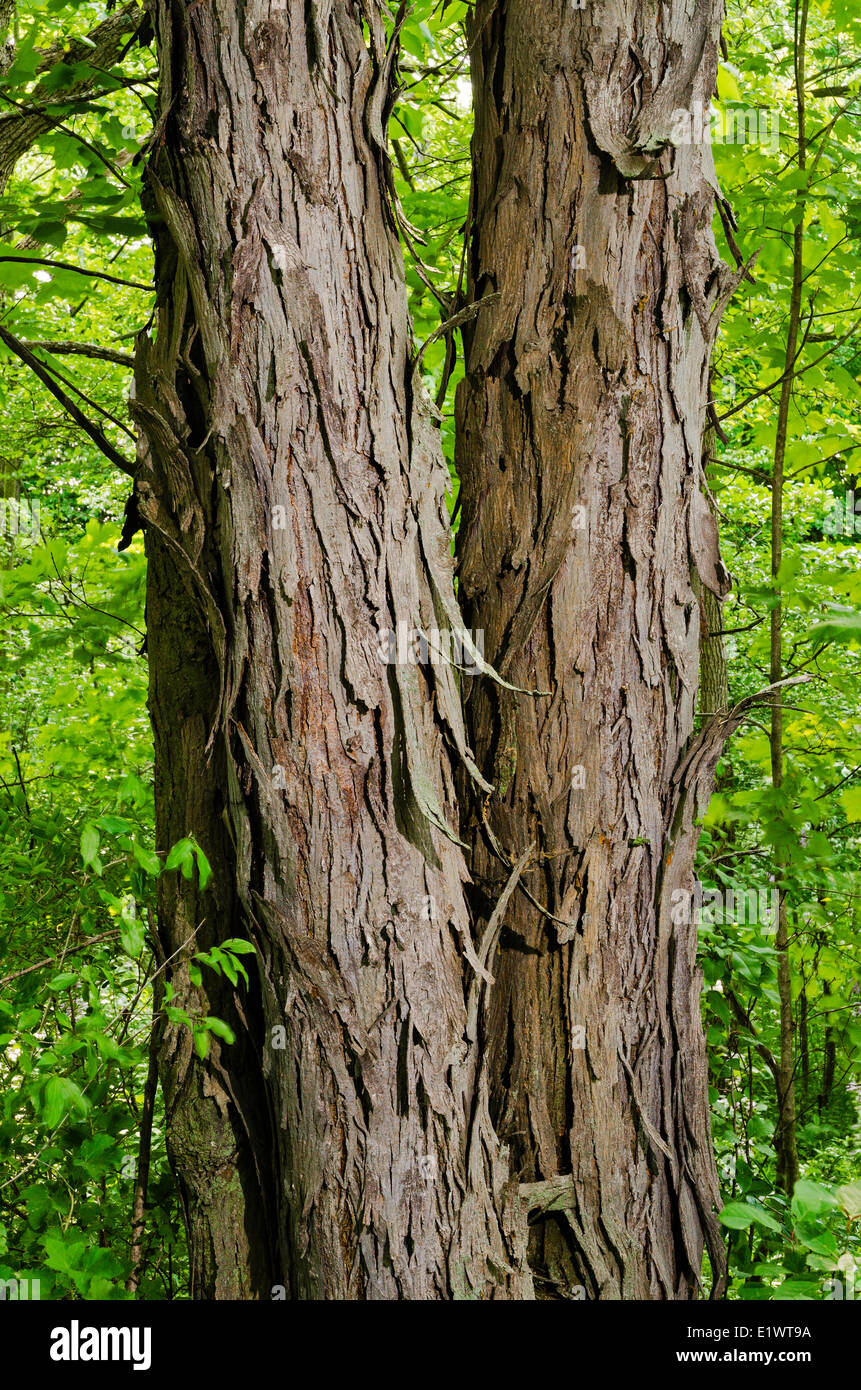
717,1177,861,1299
698,0,861,1299
0,0,858,1302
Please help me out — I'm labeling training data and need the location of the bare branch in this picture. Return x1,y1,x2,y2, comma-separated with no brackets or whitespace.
0,255,150,292
0,324,135,475
0,2,145,194
17,339,134,367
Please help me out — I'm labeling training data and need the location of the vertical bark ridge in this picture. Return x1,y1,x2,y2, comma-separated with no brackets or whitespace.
134,0,530,1299
457,0,739,1298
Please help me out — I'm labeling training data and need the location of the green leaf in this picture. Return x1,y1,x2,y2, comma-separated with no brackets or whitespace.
203,1016,235,1045
835,1182,861,1219
131,841,161,876
165,837,194,870
717,64,742,103
791,1180,840,1221
41,1075,90,1128
806,611,861,646
120,916,145,959
218,953,238,986
165,837,211,890
46,973,77,991
29,220,67,248
718,1200,782,1233
43,1234,87,1277
194,844,212,891
80,822,100,868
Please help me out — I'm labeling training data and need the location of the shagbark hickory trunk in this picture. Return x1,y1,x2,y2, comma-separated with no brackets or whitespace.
456,0,742,1297
132,0,530,1299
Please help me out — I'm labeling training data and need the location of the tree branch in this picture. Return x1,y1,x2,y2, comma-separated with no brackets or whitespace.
0,324,135,475
0,255,150,291
0,931,120,989
17,339,134,367
717,311,861,425
0,2,144,194
724,986,780,1085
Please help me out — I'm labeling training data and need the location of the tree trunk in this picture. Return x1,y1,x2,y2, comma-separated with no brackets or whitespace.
133,0,529,1299
698,417,730,722
798,980,809,1105
143,541,277,1298
456,0,738,1298
819,1027,836,1117
768,0,808,1200
0,0,16,78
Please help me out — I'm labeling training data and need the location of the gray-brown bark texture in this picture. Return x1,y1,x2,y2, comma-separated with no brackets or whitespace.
133,0,531,1299
455,0,743,1297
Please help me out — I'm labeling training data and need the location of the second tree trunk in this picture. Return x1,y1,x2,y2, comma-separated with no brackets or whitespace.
456,0,736,1298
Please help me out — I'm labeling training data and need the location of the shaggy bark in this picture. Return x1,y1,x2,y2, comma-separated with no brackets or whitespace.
0,0,15,78
697,421,730,722
133,0,530,1299
456,0,742,1298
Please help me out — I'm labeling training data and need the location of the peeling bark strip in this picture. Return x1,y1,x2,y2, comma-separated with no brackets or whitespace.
457,0,744,1298
133,0,530,1298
